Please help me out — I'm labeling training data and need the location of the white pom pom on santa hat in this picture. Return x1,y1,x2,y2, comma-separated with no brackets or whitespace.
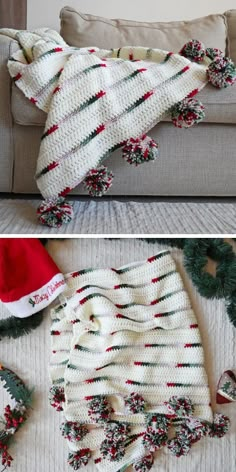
0,238,66,318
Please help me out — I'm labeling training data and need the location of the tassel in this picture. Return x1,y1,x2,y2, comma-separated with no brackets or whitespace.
84,166,113,197
180,39,205,62
37,197,74,228
122,135,158,166
171,98,205,128
207,56,236,88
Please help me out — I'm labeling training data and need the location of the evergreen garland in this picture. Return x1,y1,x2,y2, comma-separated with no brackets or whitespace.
0,367,33,406
225,292,236,327
183,239,236,298
142,238,186,249
0,311,44,340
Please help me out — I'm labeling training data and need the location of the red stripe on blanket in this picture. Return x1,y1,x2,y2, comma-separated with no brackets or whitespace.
187,88,199,98
53,86,61,94
59,187,72,197
182,65,190,73
13,72,22,82
41,124,59,140
96,124,105,134
150,299,159,305
143,90,154,100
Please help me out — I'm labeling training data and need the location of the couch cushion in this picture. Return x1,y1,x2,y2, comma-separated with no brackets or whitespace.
60,6,227,52
225,10,236,63
11,81,236,127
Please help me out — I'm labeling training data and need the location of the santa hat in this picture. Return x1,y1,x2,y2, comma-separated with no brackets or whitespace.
0,238,66,318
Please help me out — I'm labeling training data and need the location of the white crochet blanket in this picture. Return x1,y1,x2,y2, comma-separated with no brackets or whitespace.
1,28,213,202
49,250,229,472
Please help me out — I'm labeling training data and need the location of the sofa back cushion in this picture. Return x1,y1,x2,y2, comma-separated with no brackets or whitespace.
60,6,227,53
225,10,236,63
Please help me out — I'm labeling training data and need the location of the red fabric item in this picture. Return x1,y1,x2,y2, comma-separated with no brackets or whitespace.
0,239,65,317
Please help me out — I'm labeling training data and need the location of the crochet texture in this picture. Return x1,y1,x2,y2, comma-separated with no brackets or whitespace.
49,250,229,471
1,29,222,204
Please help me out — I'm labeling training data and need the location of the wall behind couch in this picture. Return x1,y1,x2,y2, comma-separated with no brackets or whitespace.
27,0,236,29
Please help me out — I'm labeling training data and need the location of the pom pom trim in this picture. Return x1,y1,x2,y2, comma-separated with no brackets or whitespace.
171,98,205,128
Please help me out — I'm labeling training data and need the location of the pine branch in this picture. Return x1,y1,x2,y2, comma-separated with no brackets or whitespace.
0,368,33,406
0,311,43,340
141,238,186,249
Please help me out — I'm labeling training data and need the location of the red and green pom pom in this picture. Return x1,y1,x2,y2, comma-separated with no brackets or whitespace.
209,414,230,438
133,453,154,472
143,426,168,452
104,421,130,442
177,418,209,445
180,39,205,62
166,396,194,417
146,414,171,430
206,47,224,60
84,166,113,197
167,417,209,457
171,98,205,128
68,449,91,470
60,422,88,442
49,385,65,411
207,56,236,88
125,392,146,414
37,197,73,228
100,439,125,461
122,135,158,166
87,396,112,424
143,415,170,452
167,435,191,457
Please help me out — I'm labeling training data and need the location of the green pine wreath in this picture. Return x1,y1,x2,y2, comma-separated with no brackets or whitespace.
183,239,236,299
0,365,33,469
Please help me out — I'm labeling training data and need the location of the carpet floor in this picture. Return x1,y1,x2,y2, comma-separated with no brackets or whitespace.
0,198,235,234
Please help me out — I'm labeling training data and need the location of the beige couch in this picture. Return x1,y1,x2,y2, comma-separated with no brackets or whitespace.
0,8,236,196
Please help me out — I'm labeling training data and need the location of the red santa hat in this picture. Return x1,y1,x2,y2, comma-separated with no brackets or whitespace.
0,238,66,318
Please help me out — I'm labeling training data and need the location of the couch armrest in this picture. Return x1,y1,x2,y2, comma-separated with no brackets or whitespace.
0,34,19,192
225,10,236,64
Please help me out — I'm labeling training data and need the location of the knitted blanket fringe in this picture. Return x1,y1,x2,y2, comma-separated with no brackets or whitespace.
1,28,235,227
